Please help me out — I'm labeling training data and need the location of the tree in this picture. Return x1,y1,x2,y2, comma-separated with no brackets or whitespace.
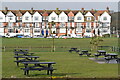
90,35,103,52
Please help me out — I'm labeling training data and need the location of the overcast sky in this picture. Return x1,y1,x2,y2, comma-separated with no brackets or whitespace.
0,1,119,12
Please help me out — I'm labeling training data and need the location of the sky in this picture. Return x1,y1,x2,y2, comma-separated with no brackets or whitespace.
0,1,119,12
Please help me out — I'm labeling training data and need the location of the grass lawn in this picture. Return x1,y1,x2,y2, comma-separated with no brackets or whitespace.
1,37,119,78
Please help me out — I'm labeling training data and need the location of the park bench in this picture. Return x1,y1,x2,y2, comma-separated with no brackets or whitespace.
79,50,91,56
21,62,56,75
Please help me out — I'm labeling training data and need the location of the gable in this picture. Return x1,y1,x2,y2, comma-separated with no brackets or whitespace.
59,12,67,17
49,11,58,17
33,12,42,16
75,12,84,17
68,11,74,16
101,11,110,17
85,11,94,16
6,11,15,16
23,11,31,17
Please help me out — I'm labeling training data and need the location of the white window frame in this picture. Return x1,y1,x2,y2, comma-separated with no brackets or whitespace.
51,17,56,20
34,16,39,21
87,17,91,20
24,28,30,33
77,17,82,20
25,16,29,20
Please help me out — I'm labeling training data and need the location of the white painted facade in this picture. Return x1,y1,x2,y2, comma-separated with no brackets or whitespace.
6,11,16,22
48,11,58,22
74,12,84,22
32,12,42,22
59,11,68,22
0,11,6,22
22,11,32,22
100,11,111,23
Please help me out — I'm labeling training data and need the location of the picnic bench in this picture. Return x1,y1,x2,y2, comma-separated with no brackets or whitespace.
104,53,118,63
94,50,106,58
79,50,91,56
14,49,34,56
68,48,79,53
14,56,39,66
21,62,56,75
116,58,120,63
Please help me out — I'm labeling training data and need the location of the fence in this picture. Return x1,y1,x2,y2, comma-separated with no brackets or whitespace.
2,46,120,53
98,46,120,52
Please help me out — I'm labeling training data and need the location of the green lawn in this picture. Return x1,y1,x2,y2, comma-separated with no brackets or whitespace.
1,37,119,78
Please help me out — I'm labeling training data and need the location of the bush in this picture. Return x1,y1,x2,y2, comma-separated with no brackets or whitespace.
103,34,110,38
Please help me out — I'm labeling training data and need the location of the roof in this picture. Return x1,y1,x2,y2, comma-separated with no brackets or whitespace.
0,9,110,17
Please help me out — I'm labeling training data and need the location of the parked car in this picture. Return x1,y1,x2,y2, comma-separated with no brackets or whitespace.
15,34,24,38
75,35,83,38
33,35,44,38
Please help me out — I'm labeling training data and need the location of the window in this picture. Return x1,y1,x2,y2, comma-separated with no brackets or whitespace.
86,22,90,28
60,23,65,27
20,17,22,20
34,16,39,21
34,29,40,33
77,17,81,20
35,23,39,27
87,17,91,20
102,30,107,33
103,17,107,20
86,29,91,33
51,17,56,20
61,17,65,20
25,16,29,20
8,29,14,33
24,29,30,33
9,17,12,20
69,17,74,20
0,17,3,20
43,16,48,20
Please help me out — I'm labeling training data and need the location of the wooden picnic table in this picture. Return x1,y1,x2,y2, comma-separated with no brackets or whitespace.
21,62,56,75
14,56,39,66
69,48,78,53
97,50,106,55
105,53,118,59
79,50,91,56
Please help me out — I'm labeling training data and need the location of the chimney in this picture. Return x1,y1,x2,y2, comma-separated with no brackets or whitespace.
106,7,109,12
31,7,34,14
5,7,8,10
91,8,94,11
5,7,8,14
81,8,84,13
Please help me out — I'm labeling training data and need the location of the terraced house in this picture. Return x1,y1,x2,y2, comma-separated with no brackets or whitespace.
0,7,111,37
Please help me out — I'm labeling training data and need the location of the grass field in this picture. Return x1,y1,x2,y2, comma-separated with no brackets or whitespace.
1,37,119,78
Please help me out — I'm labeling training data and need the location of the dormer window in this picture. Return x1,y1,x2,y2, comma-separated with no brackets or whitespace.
61,17,65,20
77,17,82,20
103,17,107,20
25,16,29,20
87,17,91,20
34,16,39,21
51,17,56,20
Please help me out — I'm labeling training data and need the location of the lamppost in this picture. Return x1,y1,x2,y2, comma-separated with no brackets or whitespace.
52,32,55,52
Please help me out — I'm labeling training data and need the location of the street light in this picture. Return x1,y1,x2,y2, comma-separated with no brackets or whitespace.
52,32,56,52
